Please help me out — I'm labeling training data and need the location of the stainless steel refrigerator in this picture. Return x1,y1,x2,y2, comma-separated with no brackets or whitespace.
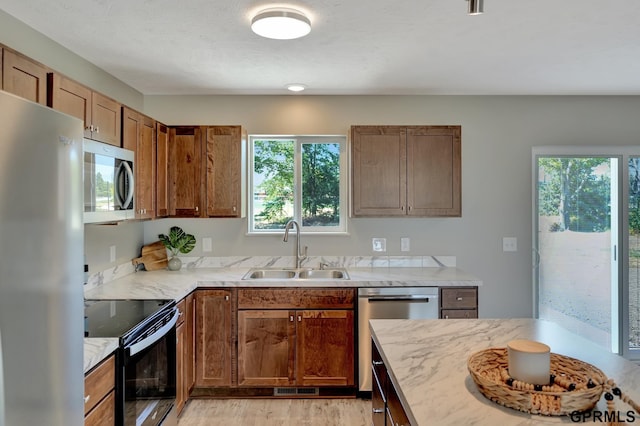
0,90,84,425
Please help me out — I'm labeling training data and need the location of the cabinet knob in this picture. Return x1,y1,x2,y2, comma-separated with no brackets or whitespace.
95,126,99,134
84,395,91,404
225,295,229,301
233,206,237,212
297,315,302,322
195,206,199,213
289,315,294,322
445,315,449,319
372,360,384,366
456,297,463,301
372,408,384,414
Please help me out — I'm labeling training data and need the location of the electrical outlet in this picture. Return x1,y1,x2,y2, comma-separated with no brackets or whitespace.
503,237,517,252
372,238,386,252
109,245,116,262
202,237,212,252
401,237,410,252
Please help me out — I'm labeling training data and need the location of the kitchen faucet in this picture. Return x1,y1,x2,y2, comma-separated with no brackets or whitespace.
283,220,307,268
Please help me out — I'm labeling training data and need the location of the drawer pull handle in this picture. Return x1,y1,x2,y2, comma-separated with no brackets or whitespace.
84,395,91,404
456,297,463,301
373,408,384,413
372,360,384,366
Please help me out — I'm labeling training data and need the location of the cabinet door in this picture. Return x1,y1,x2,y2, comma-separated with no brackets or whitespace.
2,49,47,105
351,126,407,217
124,109,156,219
185,292,196,392
48,73,92,138
237,310,295,387
175,321,186,414
195,289,232,387
91,92,121,146
205,126,244,217
407,126,461,217
296,310,355,386
155,123,169,218
84,391,115,426
169,126,202,217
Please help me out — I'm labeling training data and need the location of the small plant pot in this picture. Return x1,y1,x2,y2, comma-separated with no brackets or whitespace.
168,256,182,271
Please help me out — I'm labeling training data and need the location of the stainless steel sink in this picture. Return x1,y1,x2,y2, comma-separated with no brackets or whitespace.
243,269,296,279
297,269,349,279
241,267,349,280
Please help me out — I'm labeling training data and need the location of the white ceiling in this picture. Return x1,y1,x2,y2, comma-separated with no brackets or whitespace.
2,0,640,96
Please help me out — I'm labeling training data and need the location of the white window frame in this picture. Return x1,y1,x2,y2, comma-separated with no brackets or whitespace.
248,135,348,235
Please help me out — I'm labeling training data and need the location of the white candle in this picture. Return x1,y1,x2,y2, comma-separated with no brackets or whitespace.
507,339,551,385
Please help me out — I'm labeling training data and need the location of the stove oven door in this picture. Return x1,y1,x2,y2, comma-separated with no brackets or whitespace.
121,309,178,426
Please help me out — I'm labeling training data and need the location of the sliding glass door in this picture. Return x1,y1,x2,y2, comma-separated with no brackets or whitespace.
533,146,640,360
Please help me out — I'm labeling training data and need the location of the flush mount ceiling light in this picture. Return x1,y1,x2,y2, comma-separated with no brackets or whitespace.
251,8,311,40
467,0,484,15
286,84,306,92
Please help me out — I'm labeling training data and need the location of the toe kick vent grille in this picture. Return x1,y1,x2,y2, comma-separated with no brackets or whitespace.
273,387,319,396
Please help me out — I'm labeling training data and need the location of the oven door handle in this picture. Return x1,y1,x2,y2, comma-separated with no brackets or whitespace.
127,309,179,356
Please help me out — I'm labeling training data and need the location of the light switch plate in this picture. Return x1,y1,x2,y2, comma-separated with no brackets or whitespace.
503,237,517,252
372,238,386,252
401,237,410,252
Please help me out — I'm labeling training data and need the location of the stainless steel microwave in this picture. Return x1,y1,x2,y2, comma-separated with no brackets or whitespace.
83,139,135,223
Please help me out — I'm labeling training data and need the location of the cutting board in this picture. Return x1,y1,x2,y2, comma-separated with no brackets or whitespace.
132,241,168,271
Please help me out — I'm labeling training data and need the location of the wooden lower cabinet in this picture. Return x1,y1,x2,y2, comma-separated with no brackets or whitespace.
372,341,411,426
439,287,478,319
237,288,355,389
237,310,295,386
84,354,115,426
194,289,233,387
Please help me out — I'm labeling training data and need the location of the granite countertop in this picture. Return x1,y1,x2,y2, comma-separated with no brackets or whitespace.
370,318,640,425
83,265,481,373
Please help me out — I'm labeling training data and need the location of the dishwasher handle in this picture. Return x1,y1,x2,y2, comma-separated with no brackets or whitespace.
366,295,435,303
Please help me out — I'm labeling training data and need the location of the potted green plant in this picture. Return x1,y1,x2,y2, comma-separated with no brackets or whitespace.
158,226,196,271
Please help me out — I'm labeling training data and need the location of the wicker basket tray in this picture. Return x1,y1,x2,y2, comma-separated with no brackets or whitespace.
467,347,607,416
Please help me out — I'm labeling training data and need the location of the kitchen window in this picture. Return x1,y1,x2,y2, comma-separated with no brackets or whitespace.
248,135,347,234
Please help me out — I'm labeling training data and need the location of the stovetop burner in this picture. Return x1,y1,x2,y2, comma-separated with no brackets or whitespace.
84,299,175,340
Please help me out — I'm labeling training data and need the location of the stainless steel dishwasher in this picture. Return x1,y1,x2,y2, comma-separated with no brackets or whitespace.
358,286,439,392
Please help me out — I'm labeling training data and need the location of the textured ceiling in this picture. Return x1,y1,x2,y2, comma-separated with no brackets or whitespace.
1,1,640,95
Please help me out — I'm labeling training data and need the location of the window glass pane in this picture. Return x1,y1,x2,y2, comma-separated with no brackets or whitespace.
301,143,340,227
252,139,294,230
629,157,640,350
537,157,614,350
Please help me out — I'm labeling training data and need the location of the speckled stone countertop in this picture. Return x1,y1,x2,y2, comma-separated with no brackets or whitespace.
82,266,481,372
370,318,640,425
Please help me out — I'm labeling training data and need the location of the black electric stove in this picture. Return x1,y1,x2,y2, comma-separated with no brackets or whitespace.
84,299,175,341
84,299,178,426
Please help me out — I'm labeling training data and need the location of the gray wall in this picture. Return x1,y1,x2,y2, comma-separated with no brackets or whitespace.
144,95,640,319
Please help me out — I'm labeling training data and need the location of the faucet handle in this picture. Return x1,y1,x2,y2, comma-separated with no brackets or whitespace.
319,262,329,270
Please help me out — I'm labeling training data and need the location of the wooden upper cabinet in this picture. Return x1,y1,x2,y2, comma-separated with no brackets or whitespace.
2,48,48,105
168,126,203,217
156,123,169,218
205,126,246,217
351,126,407,216
122,107,156,219
48,73,121,146
351,125,461,217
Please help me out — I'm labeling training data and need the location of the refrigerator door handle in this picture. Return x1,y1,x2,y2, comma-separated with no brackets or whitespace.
0,328,5,426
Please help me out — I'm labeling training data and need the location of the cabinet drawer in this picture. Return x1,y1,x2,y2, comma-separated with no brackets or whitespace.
238,288,355,309
84,355,115,416
440,288,477,309
441,309,477,319
84,390,115,426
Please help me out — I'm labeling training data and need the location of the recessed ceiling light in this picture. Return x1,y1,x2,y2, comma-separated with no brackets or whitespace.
251,8,311,40
286,84,306,92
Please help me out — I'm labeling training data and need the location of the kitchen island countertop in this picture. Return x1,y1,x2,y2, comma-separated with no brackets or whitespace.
370,318,640,425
